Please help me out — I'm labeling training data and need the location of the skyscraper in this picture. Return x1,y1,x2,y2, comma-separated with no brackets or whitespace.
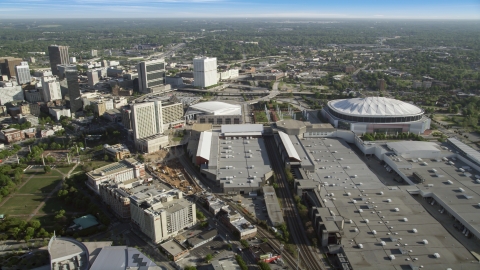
137,59,165,93
87,70,99,87
131,101,163,140
193,57,217,88
66,70,82,114
15,62,31,84
41,75,62,101
0,57,22,79
48,45,69,76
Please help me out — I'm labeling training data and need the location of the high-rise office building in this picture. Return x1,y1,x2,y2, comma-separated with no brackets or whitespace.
0,57,22,79
66,70,82,114
15,62,31,84
41,75,62,101
131,101,163,140
48,45,69,76
193,57,218,88
137,59,165,93
87,70,99,87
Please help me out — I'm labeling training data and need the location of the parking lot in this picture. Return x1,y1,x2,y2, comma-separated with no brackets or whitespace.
176,236,235,269
230,194,270,223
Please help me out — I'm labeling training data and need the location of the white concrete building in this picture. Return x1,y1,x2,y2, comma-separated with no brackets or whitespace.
130,188,196,244
322,97,431,135
138,59,165,93
132,101,163,140
0,83,24,104
132,101,169,153
15,62,31,84
86,158,145,194
218,69,239,81
87,70,99,87
41,75,62,101
48,107,71,121
193,57,217,88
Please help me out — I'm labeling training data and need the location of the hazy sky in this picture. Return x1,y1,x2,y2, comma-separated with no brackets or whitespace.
1,0,479,19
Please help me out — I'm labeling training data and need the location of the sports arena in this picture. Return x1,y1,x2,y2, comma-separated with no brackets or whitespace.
321,97,431,134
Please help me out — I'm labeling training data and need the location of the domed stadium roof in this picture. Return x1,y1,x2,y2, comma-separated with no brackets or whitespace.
328,97,423,117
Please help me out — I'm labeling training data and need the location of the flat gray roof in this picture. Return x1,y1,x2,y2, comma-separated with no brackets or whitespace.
293,137,475,269
160,240,188,256
400,157,480,241
204,131,272,189
263,186,284,226
90,246,160,270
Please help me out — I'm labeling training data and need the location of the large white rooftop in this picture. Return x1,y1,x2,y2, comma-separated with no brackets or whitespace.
329,97,423,117
188,101,242,116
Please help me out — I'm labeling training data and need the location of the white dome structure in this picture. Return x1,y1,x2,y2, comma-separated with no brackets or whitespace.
329,97,423,117
321,97,431,135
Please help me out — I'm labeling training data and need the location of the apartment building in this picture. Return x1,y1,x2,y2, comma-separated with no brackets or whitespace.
130,188,196,243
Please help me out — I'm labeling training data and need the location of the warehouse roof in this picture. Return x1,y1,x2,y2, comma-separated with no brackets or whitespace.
197,131,212,161
188,101,242,116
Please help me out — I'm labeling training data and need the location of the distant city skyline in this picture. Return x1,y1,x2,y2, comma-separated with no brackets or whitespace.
1,0,479,20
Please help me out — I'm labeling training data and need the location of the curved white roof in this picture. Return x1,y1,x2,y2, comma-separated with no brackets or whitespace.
188,101,242,116
329,97,423,117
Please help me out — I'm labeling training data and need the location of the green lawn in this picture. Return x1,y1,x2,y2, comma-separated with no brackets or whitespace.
18,176,62,194
41,196,77,215
1,195,45,215
172,137,183,142
55,165,75,174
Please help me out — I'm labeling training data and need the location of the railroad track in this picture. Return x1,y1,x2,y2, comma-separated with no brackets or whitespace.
264,137,326,270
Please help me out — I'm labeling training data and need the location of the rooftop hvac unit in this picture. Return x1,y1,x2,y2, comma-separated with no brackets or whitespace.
403,218,408,222
422,239,428,244
458,187,465,192
412,228,418,233
364,219,369,223
447,180,453,185
378,191,384,195
346,192,351,196
433,253,440,258
394,208,400,212
459,168,465,172
352,200,357,204
389,255,395,260
357,244,363,249
358,209,363,213
372,230,377,235
380,241,386,246
354,228,359,232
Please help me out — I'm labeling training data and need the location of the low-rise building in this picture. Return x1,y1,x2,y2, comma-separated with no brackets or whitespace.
0,128,25,143
98,180,146,220
103,144,131,160
48,107,71,121
86,158,145,194
187,229,218,248
134,134,169,154
159,240,189,262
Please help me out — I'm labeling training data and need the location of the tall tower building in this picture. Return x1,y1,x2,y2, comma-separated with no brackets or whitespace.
66,70,82,114
48,45,69,76
15,62,31,84
87,70,99,87
41,75,62,101
0,57,22,79
193,57,217,88
137,59,165,93
131,101,163,140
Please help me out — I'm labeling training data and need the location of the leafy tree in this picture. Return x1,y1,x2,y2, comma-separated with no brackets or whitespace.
240,239,249,248
258,261,272,270
205,254,213,263
184,266,197,270
44,166,51,173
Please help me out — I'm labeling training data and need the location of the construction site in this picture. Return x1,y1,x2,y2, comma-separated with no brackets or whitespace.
145,149,202,195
